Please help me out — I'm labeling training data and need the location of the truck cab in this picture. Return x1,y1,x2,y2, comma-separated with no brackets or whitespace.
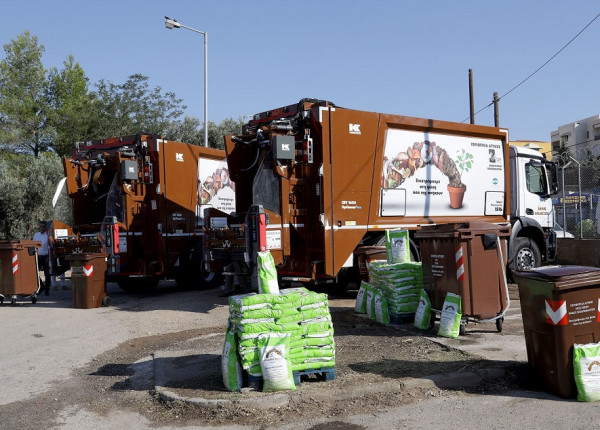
508,145,559,271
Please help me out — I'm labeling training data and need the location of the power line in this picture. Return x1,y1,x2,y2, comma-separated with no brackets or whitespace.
463,11,600,123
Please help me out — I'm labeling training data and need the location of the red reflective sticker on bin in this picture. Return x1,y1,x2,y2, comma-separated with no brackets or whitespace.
12,252,18,274
83,265,94,277
546,299,568,325
598,299,600,322
455,246,464,281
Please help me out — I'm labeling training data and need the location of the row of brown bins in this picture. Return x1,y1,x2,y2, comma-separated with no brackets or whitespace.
0,240,109,309
416,222,600,399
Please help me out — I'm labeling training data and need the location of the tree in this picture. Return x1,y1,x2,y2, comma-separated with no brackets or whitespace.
0,31,53,156
164,116,204,146
0,152,64,239
211,117,245,149
164,116,245,149
90,74,185,138
48,55,94,157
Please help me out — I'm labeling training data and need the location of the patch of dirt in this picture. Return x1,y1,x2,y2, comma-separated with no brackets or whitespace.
1,287,530,430
95,299,527,428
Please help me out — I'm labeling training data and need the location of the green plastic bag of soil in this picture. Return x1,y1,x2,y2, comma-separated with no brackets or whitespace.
257,251,279,294
413,289,431,330
385,229,410,264
437,292,462,338
354,281,370,314
374,292,390,325
574,341,600,402
257,332,296,392
366,286,376,320
221,320,243,391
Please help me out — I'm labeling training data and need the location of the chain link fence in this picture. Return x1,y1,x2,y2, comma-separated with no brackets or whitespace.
554,149,600,239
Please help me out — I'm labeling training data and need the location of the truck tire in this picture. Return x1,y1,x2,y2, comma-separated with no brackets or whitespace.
511,237,541,271
176,243,223,290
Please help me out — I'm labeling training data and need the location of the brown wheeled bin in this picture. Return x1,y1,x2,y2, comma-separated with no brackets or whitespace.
512,265,600,398
0,240,41,306
414,221,511,334
66,253,111,309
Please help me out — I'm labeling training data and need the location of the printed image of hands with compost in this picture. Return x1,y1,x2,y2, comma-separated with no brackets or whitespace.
381,129,505,217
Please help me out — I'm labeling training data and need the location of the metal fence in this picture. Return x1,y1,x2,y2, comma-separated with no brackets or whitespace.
554,150,600,239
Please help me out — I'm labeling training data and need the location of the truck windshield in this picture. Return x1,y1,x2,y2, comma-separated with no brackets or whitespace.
252,154,280,215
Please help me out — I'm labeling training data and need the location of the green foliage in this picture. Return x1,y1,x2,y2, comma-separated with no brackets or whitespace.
0,152,64,239
577,218,596,239
48,55,94,157
455,148,474,175
164,116,245,149
0,31,53,156
90,74,185,138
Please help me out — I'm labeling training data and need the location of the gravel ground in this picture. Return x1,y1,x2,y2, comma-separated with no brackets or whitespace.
0,281,531,429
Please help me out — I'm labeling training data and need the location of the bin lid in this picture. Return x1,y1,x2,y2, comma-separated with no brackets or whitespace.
66,253,109,261
0,240,41,250
512,265,600,282
414,221,511,239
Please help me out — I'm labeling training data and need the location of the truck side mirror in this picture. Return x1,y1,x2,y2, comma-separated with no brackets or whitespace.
545,160,559,196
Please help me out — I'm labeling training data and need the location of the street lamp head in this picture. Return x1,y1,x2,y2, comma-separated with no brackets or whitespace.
165,16,181,30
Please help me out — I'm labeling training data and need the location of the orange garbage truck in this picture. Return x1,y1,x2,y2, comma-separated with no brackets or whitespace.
55,134,234,291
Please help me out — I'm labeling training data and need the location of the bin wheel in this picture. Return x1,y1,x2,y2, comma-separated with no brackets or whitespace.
428,313,436,329
102,296,112,307
31,295,37,304
0,297,3,305
496,316,504,333
459,322,466,336
10,297,17,306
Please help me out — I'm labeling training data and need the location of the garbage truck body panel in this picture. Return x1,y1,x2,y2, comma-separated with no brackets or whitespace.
205,100,558,285
58,134,233,289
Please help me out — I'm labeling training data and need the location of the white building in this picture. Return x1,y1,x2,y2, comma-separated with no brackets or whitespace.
551,115,600,162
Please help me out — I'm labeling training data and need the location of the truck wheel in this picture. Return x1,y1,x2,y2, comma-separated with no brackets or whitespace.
194,242,223,289
198,258,223,289
512,237,541,271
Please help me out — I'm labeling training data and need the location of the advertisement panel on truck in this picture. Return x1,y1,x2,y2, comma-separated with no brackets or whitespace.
196,158,236,225
381,129,506,217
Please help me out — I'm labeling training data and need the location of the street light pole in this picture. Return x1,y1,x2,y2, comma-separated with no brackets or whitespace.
165,16,208,148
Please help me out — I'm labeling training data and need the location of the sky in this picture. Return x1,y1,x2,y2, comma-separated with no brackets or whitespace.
1,0,600,142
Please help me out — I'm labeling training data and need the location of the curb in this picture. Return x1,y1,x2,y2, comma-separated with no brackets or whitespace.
152,350,505,408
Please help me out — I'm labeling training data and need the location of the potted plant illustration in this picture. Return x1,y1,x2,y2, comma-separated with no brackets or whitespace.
447,148,472,209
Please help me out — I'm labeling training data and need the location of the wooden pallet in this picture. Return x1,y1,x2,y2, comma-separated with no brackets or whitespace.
292,367,335,386
389,312,415,325
246,366,336,388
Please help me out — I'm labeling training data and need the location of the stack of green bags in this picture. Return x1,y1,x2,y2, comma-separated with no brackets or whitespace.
229,287,335,378
366,261,424,317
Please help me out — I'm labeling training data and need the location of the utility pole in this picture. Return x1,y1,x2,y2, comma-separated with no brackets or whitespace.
469,69,475,124
493,92,499,127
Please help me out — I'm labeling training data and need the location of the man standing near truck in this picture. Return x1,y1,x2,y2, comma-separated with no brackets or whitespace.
33,221,51,296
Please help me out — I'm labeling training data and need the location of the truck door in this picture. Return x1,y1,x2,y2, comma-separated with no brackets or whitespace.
321,107,380,277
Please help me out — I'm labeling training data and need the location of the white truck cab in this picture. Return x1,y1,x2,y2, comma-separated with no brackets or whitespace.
508,145,559,271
